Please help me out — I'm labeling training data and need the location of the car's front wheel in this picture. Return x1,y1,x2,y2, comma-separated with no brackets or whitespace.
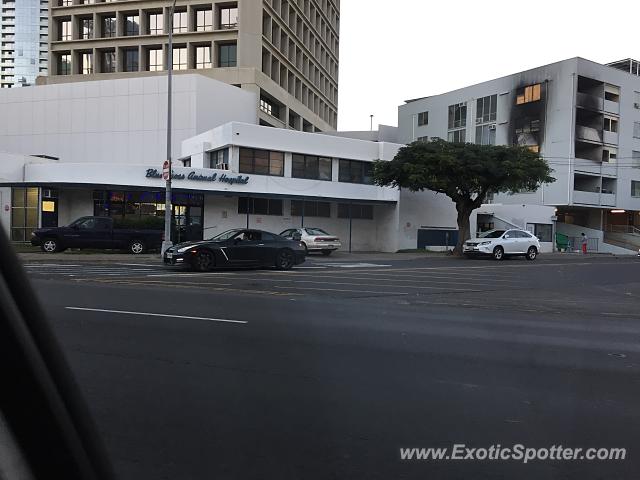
275,249,295,270
492,246,504,261
526,246,538,261
192,250,215,272
41,238,61,253
129,240,146,254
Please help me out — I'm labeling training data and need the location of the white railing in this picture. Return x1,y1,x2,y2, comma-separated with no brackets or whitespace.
607,225,640,236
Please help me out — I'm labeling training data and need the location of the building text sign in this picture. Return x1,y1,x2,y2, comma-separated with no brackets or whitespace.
146,169,249,185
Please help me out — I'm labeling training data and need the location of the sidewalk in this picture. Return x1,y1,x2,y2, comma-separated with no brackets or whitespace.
17,249,634,264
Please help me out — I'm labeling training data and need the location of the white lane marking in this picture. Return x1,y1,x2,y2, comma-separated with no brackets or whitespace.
64,306,247,324
24,264,81,268
315,263,392,268
115,263,165,267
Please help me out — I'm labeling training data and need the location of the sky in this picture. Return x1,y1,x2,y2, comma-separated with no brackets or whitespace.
337,0,637,131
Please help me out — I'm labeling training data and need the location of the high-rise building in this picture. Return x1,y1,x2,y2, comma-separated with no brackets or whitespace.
0,0,48,88
45,0,339,131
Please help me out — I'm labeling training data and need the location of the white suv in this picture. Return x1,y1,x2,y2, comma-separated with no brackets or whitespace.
463,229,541,261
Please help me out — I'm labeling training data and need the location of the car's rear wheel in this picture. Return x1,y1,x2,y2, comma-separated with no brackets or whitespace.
275,249,295,270
193,250,215,272
526,246,538,261
41,238,61,253
129,240,146,254
493,246,504,261
321,249,332,256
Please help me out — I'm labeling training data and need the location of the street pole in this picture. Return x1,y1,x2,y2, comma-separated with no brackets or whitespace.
370,114,373,132
161,0,177,255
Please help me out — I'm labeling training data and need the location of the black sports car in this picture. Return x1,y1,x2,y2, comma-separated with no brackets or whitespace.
163,228,307,271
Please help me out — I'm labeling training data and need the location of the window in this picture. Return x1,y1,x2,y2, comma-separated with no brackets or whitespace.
260,98,280,118
218,43,237,67
417,111,428,126
448,103,467,129
125,15,139,36
632,151,640,169
220,5,238,29
291,200,331,217
148,13,163,35
516,84,541,104
172,47,187,70
208,149,229,170
195,8,213,31
11,187,39,242
239,148,284,176
148,48,162,71
292,154,332,180
475,124,496,145
123,48,138,72
634,122,640,139
81,18,93,39
102,16,116,37
337,203,374,220
101,51,115,73
602,148,617,163
634,91,640,109
476,94,497,124
59,20,71,41
173,11,187,33
59,0,72,5
632,181,640,197
58,53,71,75
447,129,465,143
81,53,92,74
238,197,283,216
195,46,211,69
603,117,618,133
338,159,373,184
416,136,429,142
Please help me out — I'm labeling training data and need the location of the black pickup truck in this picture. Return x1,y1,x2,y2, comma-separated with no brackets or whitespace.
31,216,163,254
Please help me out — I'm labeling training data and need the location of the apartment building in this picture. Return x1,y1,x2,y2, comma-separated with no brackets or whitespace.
45,0,339,132
0,0,48,88
399,57,640,251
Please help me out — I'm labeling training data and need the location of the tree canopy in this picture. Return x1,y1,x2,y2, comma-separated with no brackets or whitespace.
373,139,555,253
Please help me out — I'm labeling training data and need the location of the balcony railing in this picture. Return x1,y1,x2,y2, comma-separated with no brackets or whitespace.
576,92,603,111
575,125,603,143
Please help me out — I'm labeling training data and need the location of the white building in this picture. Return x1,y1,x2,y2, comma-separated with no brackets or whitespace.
399,57,640,253
0,73,462,252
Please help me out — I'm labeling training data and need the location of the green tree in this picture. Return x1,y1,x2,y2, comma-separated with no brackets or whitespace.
373,139,555,254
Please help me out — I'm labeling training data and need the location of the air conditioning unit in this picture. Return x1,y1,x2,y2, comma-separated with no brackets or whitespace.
634,102,640,109
488,124,497,130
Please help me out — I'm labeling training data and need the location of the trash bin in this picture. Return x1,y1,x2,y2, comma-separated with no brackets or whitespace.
555,232,569,252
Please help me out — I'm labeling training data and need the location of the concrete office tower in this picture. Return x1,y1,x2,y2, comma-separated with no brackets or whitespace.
399,57,640,250
45,0,339,132
0,0,49,88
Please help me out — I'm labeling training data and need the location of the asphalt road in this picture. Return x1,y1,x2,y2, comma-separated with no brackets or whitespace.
25,254,640,479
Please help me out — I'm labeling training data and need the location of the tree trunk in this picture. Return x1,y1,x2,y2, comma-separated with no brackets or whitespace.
454,204,473,255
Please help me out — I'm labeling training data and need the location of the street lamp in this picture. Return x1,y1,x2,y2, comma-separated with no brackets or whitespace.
161,0,178,255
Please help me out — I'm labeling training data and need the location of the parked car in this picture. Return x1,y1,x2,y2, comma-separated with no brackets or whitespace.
279,227,341,255
463,229,541,261
31,216,163,254
164,228,306,271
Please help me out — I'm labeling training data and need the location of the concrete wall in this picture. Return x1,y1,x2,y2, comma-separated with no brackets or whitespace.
0,187,10,235
395,189,458,251
0,74,256,165
203,196,396,252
